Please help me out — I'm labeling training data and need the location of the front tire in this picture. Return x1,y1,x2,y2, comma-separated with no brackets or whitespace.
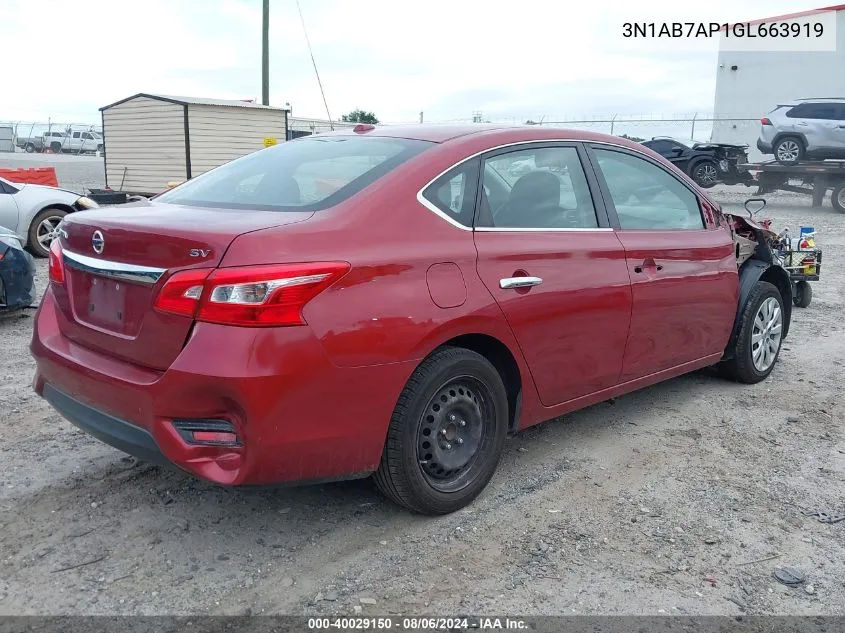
774,137,804,165
719,281,785,384
691,160,719,188
373,347,508,515
793,280,812,308
27,208,67,258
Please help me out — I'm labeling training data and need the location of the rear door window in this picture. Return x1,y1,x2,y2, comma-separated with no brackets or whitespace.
479,146,599,229
157,136,433,211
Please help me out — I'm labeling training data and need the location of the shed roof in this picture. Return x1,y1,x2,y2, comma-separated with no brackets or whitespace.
100,93,290,112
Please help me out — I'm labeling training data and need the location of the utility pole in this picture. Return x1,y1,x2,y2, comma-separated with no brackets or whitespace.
262,0,269,105
419,111,424,123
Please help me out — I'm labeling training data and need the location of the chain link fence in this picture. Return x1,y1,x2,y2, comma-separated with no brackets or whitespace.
0,120,103,154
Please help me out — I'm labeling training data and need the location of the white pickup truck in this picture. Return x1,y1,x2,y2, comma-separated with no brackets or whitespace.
48,130,104,154
18,130,103,154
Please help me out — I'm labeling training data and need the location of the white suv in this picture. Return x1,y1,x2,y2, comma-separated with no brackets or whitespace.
757,98,845,164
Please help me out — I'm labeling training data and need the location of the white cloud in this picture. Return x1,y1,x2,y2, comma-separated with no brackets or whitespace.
0,0,827,124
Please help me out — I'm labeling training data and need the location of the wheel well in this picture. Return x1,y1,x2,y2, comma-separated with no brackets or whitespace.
30,205,73,231
772,133,806,149
690,156,716,168
37,204,74,218
441,334,522,432
760,266,793,339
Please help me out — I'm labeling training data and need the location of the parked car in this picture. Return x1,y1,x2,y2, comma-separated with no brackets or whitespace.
0,176,99,257
15,135,44,153
640,137,753,188
0,225,36,312
30,125,793,514
758,98,845,164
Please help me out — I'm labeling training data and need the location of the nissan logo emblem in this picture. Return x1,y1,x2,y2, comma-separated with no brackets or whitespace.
92,230,104,254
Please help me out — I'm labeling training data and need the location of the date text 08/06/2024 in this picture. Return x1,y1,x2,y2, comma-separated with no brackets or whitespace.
622,22,825,38
307,617,528,630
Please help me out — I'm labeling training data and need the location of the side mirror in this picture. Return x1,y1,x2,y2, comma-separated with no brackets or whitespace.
671,147,684,156
744,197,767,217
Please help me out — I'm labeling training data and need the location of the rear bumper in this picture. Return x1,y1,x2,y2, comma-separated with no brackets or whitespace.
43,383,168,467
31,289,417,486
757,138,773,154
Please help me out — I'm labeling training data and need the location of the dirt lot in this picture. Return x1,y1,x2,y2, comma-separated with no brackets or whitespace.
1,183,843,617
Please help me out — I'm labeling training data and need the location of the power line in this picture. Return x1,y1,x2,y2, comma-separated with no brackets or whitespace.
295,0,333,130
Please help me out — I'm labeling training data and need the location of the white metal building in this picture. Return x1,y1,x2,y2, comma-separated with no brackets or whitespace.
711,4,845,159
99,94,289,195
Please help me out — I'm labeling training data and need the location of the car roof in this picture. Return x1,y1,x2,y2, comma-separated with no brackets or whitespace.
314,124,650,150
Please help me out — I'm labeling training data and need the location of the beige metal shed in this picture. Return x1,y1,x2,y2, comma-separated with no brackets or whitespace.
99,93,289,195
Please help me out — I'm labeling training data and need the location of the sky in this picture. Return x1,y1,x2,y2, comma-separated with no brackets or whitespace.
0,0,831,130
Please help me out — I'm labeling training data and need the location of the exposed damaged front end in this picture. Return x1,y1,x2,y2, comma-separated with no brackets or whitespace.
720,198,796,358
725,209,783,268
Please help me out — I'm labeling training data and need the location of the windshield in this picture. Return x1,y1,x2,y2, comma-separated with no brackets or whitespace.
157,135,433,211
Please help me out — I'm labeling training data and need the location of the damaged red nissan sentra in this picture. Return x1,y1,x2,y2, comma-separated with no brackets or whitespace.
30,125,792,514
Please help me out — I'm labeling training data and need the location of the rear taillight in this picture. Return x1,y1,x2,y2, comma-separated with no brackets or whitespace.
154,268,212,318
154,262,350,327
761,117,772,125
48,239,64,284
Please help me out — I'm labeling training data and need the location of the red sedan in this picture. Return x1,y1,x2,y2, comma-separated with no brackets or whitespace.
30,125,792,514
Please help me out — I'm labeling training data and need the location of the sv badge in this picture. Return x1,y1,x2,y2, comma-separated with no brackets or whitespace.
189,248,211,258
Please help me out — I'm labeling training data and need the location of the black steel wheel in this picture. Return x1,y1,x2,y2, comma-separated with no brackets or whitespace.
793,280,812,308
374,347,508,515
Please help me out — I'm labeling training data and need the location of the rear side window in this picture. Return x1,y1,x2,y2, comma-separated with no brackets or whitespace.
786,103,841,120
157,136,432,211
594,149,704,230
421,159,480,227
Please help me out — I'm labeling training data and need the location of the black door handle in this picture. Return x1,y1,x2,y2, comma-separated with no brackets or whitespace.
634,262,663,274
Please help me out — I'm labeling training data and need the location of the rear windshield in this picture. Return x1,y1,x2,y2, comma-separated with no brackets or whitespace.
157,135,433,211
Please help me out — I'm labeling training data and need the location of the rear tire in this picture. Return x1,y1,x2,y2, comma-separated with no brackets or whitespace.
832,183,845,214
774,137,804,165
719,281,784,384
24,143,35,153
27,207,67,258
793,280,812,308
50,141,62,154
691,159,719,188
373,347,508,515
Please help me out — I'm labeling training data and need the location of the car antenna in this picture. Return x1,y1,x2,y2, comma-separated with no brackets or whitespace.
296,0,334,130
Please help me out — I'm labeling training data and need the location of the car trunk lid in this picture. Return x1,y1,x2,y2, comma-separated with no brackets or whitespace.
52,201,313,370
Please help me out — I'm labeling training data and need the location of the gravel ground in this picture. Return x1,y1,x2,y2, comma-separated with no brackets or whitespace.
0,153,105,193
0,179,843,617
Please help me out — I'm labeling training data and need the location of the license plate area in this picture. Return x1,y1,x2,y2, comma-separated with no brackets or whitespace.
70,270,149,337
